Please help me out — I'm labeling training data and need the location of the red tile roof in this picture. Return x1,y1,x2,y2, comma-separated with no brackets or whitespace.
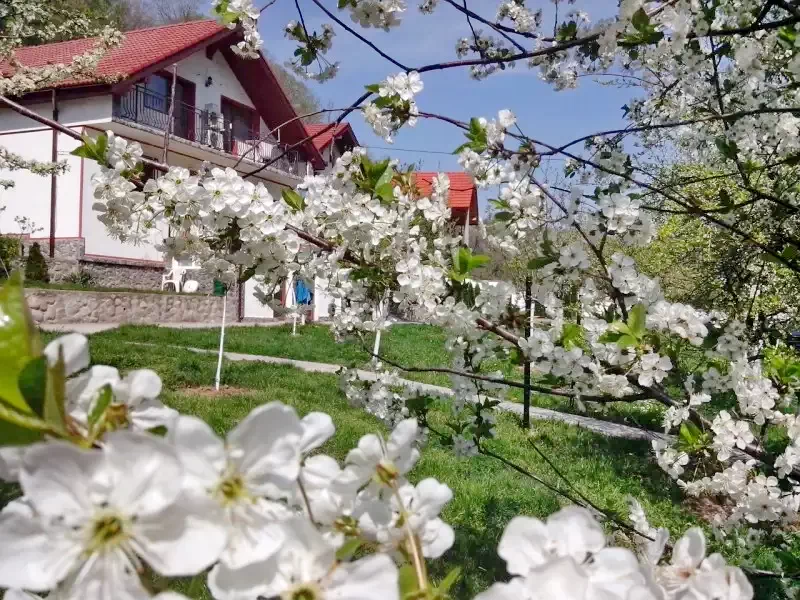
2,20,229,86
304,123,354,152
413,172,477,211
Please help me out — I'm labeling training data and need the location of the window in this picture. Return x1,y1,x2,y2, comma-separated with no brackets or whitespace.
222,98,258,142
143,75,170,112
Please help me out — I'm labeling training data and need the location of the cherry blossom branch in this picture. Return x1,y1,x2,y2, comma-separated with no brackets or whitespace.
243,90,372,178
232,106,365,169
439,0,538,43
306,0,410,70
363,344,653,403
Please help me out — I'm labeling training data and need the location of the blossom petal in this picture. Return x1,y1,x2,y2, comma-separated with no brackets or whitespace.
128,399,179,430
526,556,589,599
474,578,530,600
386,418,417,456
673,527,706,569
301,454,341,489
169,415,226,490
103,432,183,516
44,333,89,376
221,500,289,569
546,506,606,562
20,441,100,518
0,445,25,482
326,554,399,600
497,516,551,575
64,549,150,600
115,369,162,405
0,501,81,591
131,492,227,576
207,558,273,600
229,403,303,491
414,478,452,521
299,412,335,454
420,518,454,559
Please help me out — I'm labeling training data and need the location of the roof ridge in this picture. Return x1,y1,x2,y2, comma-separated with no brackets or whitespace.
15,19,222,52
120,19,220,35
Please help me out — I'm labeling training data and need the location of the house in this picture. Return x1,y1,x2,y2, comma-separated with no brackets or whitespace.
304,122,358,164
0,23,479,321
302,122,480,239
0,20,327,319
412,171,479,243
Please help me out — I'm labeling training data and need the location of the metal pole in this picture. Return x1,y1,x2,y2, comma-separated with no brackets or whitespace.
162,65,177,164
48,89,59,258
214,292,227,391
523,274,532,428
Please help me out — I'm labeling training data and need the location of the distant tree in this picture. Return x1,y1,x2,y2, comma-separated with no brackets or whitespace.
116,0,205,30
24,242,49,283
267,58,322,123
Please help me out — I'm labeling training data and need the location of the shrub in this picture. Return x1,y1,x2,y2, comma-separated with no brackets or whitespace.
0,236,21,279
65,268,94,288
24,242,49,283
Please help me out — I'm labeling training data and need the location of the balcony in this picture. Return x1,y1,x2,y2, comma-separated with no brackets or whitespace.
112,85,310,178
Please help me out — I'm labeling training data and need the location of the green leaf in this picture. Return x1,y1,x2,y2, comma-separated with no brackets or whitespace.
438,566,461,594
561,323,584,350
556,21,578,41
778,26,797,48
678,421,707,452
631,8,650,32
776,550,800,574
281,189,306,212
627,303,647,337
616,334,639,349
0,272,40,413
43,354,67,429
17,356,47,418
70,144,96,160
714,136,739,161
468,254,490,270
718,189,734,212
0,399,49,446
375,164,394,190
335,538,363,561
398,564,419,599
364,83,381,94
598,330,623,344
375,182,395,204
493,211,513,222
94,132,108,161
88,384,113,429
527,256,555,271
782,245,799,261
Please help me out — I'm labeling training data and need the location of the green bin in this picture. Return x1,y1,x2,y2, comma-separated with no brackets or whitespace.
213,279,228,297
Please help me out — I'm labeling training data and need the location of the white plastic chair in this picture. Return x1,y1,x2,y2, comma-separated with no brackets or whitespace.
161,268,182,292
182,279,199,293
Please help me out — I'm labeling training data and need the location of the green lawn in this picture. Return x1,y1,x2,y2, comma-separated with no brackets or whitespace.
1,336,789,598
20,337,778,598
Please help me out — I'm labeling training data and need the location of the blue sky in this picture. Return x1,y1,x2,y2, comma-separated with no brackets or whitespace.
248,1,634,204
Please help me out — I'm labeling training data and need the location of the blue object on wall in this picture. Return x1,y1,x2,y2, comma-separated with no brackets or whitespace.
294,279,312,304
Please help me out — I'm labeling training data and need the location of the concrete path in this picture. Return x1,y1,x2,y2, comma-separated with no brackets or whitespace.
124,342,665,442
38,320,295,335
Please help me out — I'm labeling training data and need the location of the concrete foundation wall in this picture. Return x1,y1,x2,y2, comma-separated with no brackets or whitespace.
25,288,224,324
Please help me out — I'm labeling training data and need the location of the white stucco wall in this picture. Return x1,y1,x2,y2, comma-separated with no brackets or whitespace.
81,158,167,262
0,129,83,238
0,96,112,133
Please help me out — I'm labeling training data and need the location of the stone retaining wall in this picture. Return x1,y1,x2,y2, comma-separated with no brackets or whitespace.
25,288,224,324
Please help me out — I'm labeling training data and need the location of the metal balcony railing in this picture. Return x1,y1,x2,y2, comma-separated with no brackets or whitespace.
112,85,310,177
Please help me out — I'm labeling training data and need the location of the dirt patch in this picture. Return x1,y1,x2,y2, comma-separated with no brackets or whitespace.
177,386,257,398
682,495,732,523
